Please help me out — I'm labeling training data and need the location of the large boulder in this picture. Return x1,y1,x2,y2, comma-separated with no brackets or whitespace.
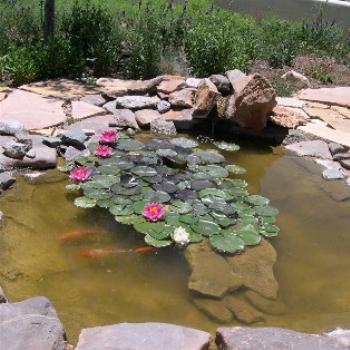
168,88,196,108
75,323,211,350
0,296,68,350
150,118,177,137
269,106,307,129
116,96,160,110
224,74,277,130
215,327,350,350
194,79,220,118
135,109,161,127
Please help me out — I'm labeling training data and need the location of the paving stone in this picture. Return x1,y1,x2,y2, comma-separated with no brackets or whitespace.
329,142,347,156
331,105,350,119
298,87,350,108
276,97,305,108
75,323,211,350
0,120,25,136
0,90,66,129
322,167,345,180
20,79,101,99
286,140,332,159
66,115,117,133
269,106,307,129
216,327,350,350
70,100,106,120
80,94,106,107
0,87,11,102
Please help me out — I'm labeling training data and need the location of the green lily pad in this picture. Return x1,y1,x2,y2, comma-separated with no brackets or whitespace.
74,196,97,208
84,188,112,200
209,232,245,253
205,165,229,178
237,224,261,245
91,175,119,188
131,166,157,177
58,164,73,173
144,235,172,248
170,200,193,214
255,206,279,217
144,191,171,203
211,211,236,228
195,150,225,164
170,137,198,148
117,139,144,151
226,164,247,174
75,155,97,167
192,219,221,237
246,195,270,207
260,224,280,237
97,165,121,175
156,149,178,158
109,205,134,216
214,141,240,152
96,199,114,208
199,188,227,199
65,184,80,192
134,222,170,240
115,215,146,225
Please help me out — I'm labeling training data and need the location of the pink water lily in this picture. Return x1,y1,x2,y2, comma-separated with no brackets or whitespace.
95,145,113,158
99,130,119,145
143,203,166,222
69,166,93,183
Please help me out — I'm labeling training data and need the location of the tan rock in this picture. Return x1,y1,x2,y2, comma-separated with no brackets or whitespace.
70,101,106,120
244,290,287,315
304,101,330,109
194,79,219,118
20,79,100,99
331,105,350,119
135,109,161,127
157,79,185,94
298,87,350,108
0,87,11,102
185,242,243,299
193,297,233,323
162,109,194,122
226,239,278,299
224,295,264,324
269,106,307,129
281,70,310,89
276,96,305,108
225,74,277,130
168,88,196,108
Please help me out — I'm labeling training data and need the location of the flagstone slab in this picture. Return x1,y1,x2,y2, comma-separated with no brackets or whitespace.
299,122,350,148
276,97,305,108
0,90,66,130
70,101,106,120
298,87,350,108
66,115,116,133
331,106,350,119
0,87,11,102
20,79,101,99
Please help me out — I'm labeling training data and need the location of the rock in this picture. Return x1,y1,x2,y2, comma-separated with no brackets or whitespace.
322,168,345,180
315,177,350,201
244,290,287,315
193,298,233,323
43,136,61,148
162,109,197,130
303,107,350,131
0,210,5,228
135,109,161,127
0,172,16,190
75,322,211,350
215,327,350,350
186,78,203,89
304,101,330,109
157,79,185,94
0,296,68,350
226,239,278,299
70,101,106,120
282,129,309,146
20,79,101,99
23,170,66,185
103,100,119,115
340,159,350,170
331,105,350,119
282,70,311,89
286,140,332,159
0,87,11,102
168,88,196,108
64,146,90,163
150,119,177,137
225,69,247,90
114,109,139,129
209,74,231,94
276,97,305,108
0,286,7,303
3,141,30,159
194,79,219,118
0,135,57,170
60,128,88,150
269,106,307,129
329,142,347,156
126,128,136,137
0,120,25,136
80,94,106,107
0,90,66,130
157,100,171,113
116,96,160,110
299,122,350,148
25,149,36,159
185,242,243,299
298,87,350,108
225,74,277,130
223,295,264,324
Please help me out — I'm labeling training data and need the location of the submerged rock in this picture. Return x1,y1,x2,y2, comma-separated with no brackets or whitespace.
226,239,278,300
216,327,350,350
244,290,287,315
286,140,332,159
75,322,211,350
223,295,264,324
0,296,68,350
193,297,233,323
185,242,243,299
0,172,16,190
0,286,7,303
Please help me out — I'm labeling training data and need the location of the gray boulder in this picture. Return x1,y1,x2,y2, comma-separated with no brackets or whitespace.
157,100,171,114
286,140,332,160
0,172,16,190
75,322,211,350
64,146,90,163
80,94,106,107
116,95,160,110
209,74,231,94
43,137,62,148
0,296,68,350
216,327,349,350
3,141,30,159
150,119,177,137
329,142,347,156
225,69,246,90
0,120,25,136
114,109,139,129
60,128,88,150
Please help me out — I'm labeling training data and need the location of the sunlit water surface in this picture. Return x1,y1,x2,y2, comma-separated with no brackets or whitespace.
1,137,350,344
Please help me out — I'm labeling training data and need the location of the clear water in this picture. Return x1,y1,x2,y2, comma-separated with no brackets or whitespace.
1,139,350,345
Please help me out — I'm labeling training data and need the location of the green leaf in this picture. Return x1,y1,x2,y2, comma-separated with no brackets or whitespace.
237,224,261,245
84,188,112,200
74,196,97,208
144,191,171,203
144,235,172,248
134,222,165,236
191,219,221,236
199,188,227,199
209,232,245,253
255,206,279,217
65,184,80,192
226,164,246,174
170,137,198,148
214,141,240,152
115,215,146,225
97,165,121,175
169,200,193,214
91,175,119,188
260,224,280,237
131,166,157,177
246,195,270,206
210,211,236,228
58,164,73,173
109,205,134,216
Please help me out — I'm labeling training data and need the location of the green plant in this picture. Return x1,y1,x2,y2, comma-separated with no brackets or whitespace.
271,77,294,97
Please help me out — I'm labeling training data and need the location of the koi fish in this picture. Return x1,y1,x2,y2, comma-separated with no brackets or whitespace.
134,246,158,254
60,229,101,243
80,247,130,259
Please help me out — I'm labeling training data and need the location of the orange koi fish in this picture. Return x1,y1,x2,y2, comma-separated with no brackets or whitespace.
134,246,158,254
60,229,101,244
79,247,130,259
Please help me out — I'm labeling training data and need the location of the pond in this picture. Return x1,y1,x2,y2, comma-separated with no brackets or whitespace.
1,134,350,344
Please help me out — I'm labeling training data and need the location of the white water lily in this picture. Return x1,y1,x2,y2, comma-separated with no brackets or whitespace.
173,227,190,245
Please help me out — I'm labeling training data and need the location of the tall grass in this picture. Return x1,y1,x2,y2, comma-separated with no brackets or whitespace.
0,0,349,85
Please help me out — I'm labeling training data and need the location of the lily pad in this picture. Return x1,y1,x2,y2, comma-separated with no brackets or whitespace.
226,164,247,175
91,175,119,188
117,139,144,151
255,206,279,217
209,232,245,253
144,191,171,203
84,188,112,200
192,219,221,237
170,137,198,149
144,235,172,248
97,165,120,175
109,205,134,216
115,215,146,225
74,196,97,208
131,166,157,177
246,195,270,207
214,141,240,152
195,150,225,164
260,224,280,237
169,200,193,214
237,224,261,245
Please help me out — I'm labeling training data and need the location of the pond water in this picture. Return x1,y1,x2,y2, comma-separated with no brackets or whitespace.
1,135,350,344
